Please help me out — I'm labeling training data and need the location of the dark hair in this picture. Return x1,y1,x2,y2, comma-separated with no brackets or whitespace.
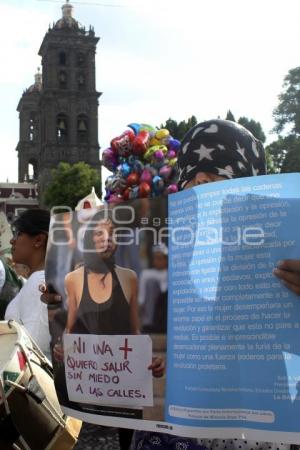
83,208,116,274
13,209,50,239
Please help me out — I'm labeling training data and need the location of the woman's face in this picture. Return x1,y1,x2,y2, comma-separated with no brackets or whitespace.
92,219,116,258
10,231,37,265
183,172,226,190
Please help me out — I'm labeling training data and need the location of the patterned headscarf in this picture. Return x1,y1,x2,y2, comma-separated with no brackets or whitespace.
177,119,266,190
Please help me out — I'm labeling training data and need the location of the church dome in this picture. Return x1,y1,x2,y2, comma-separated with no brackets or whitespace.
54,1,80,30
26,69,42,94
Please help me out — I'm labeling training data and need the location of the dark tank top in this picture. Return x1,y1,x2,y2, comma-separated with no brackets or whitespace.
71,267,131,335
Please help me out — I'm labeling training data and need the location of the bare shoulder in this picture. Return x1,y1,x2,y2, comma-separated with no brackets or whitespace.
115,265,137,282
65,266,84,284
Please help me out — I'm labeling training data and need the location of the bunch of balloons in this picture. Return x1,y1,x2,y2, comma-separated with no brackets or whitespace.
102,123,180,203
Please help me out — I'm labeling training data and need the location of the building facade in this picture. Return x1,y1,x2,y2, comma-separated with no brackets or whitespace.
16,1,101,197
0,183,39,223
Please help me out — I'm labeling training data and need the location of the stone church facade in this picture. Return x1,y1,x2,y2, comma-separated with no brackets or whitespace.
16,1,101,197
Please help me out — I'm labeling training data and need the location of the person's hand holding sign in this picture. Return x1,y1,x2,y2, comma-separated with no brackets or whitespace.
273,259,300,296
148,357,165,378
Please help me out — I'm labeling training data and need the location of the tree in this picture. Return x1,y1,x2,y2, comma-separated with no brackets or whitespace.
43,162,101,210
266,135,300,173
237,117,266,143
265,149,277,174
160,116,197,140
225,110,236,122
269,66,300,172
273,66,300,135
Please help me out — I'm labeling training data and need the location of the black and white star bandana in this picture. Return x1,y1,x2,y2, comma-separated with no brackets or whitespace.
177,119,266,190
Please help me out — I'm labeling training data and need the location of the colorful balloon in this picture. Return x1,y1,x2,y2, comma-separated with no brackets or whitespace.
104,123,180,202
102,147,118,172
119,162,131,178
167,149,176,159
140,169,152,184
130,186,139,199
168,158,177,167
140,123,156,133
111,129,135,157
149,137,161,147
138,182,151,198
123,188,132,201
153,150,165,161
111,176,127,193
127,123,141,135
126,172,140,187
152,175,165,194
155,129,169,140
165,184,178,195
107,193,123,204
168,138,181,152
159,165,172,179
132,130,150,155
132,160,144,174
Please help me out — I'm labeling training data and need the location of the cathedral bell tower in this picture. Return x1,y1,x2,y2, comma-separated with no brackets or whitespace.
17,1,102,196
16,69,42,182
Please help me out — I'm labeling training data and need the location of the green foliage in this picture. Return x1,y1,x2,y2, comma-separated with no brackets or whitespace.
265,135,300,173
273,66,300,135
269,66,300,172
265,149,277,174
225,110,236,122
237,117,266,143
43,162,101,210
160,116,198,140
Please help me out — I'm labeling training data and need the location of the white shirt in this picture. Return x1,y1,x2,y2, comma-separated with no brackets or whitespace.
5,270,51,357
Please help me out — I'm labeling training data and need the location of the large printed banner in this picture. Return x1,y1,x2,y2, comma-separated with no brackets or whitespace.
46,173,300,443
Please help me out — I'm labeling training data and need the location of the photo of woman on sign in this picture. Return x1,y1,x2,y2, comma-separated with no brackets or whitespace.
64,208,139,337
53,208,163,374
51,207,164,449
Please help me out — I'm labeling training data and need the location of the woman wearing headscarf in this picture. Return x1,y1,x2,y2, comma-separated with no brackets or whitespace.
131,120,290,450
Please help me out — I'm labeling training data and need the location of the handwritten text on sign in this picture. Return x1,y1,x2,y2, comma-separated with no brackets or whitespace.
64,334,153,407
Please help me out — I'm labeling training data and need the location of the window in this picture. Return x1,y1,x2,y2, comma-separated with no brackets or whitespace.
58,71,67,89
58,51,66,65
77,114,88,143
57,114,68,143
27,158,38,181
77,52,85,67
28,113,35,142
77,72,85,90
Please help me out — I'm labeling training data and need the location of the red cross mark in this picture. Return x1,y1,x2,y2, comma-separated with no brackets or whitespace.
119,338,132,360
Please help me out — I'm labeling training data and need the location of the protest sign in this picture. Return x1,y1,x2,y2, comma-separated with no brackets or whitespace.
64,334,153,407
46,173,300,443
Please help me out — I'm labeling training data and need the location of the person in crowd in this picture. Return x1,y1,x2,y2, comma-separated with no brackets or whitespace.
5,208,51,358
131,119,292,450
139,243,168,333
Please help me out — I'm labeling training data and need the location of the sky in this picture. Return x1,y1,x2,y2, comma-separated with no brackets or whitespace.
0,0,300,184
